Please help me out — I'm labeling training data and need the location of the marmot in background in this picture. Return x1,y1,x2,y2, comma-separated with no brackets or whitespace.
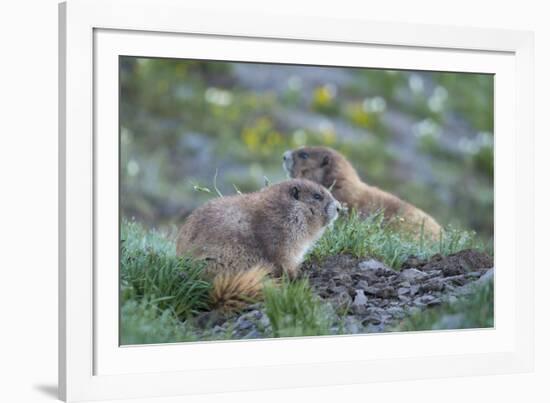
283,146,442,239
176,179,341,311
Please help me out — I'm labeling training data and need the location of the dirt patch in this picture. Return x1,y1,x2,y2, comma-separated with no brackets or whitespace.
303,249,493,332
192,249,494,339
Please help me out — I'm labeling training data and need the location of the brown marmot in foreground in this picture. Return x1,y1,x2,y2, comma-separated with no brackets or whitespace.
176,179,341,311
283,146,442,239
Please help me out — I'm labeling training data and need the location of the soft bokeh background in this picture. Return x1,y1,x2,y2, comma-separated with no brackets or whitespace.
120,57,494,239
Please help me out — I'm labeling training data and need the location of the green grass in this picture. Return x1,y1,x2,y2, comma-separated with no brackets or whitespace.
395,280,494,331
263,278,335,337
121,220,211,319
120,299,197,345
308,210,488,269
120,220,213,344
120,216,492,344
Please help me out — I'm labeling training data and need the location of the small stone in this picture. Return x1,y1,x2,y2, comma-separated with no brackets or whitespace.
398,287,410,295
235,317,253,331
398,295,411,303
364,316,382,325
399,268,428,283
353,289,368,306
478,268,494,284
359,259,385,270
443,275,468,286
351,304,368,315
359,259,394,276
364,286,397,299
426,297,441,306
414,295,440,307
356,280,369,290
421,279,445,292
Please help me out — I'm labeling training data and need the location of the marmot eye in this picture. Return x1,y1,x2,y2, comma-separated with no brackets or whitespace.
298,151,309,160
313,193,323,201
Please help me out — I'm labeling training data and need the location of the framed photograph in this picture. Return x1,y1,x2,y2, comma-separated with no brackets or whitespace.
59,0,534,401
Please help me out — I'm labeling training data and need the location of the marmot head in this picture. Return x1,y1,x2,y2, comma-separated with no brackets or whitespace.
269,179,341,228
282,146,360,189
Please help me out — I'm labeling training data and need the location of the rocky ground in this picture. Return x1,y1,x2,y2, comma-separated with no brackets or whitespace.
194,249,494,340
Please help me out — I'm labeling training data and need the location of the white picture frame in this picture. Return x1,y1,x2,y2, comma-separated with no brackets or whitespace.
59,0,534,401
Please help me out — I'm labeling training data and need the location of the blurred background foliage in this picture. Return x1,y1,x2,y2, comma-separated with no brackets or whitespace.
120,57,494,240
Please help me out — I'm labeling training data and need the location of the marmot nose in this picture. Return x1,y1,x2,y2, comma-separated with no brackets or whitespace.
335,201,342,213
283,150,291,161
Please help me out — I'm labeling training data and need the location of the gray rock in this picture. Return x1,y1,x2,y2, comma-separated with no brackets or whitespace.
478,268,494,284
399,268,428,283
414,294,439,307
364,286,397,299
359,259,385,270
398,295,411,303
421,279,445,292
359,259,394,276
356,280,369,290
235,317,253,331
397,287,410,295
257,313,271,329
353,289,368,306
351,303,368,315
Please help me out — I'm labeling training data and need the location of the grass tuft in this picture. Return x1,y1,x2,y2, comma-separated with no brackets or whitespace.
121,220,212,319
263,278,334,337
120,299,197,345
309,210,487,268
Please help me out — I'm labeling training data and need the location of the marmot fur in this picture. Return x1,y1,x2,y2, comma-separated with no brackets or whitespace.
283,146,442,238
176,179,341,311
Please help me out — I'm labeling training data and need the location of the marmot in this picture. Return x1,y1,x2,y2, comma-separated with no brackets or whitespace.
176,178,341,311
282,146,442,238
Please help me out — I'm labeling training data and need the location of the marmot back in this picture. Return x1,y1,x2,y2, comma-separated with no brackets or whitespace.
283,146,442,238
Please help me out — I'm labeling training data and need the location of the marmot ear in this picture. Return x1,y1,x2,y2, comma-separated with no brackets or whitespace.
291,186,300,200
321,155,330,167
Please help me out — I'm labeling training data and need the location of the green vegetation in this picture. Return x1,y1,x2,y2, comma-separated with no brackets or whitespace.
120,299,197,345
121,215,492,344
119,58,495,345
309,210,486,269
395,280,494,331
121,220,213,344
263,278,334,337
